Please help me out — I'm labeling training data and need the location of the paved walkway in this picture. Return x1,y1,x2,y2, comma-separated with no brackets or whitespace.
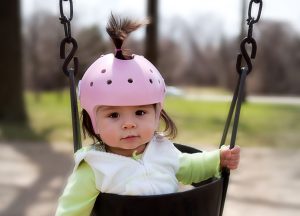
0,141,300,216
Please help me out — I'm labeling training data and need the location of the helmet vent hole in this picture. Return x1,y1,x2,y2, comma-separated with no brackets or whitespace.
128,78,133,83
107,80,112,85
158,79,161,84
90,82,93,87
101,69,106,73
149,79,153,84
150,69,153,73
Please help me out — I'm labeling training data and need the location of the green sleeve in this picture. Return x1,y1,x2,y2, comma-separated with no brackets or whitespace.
176,149,221,185
55,161,100,216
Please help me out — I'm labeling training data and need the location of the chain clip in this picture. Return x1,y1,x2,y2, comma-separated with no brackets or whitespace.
236,0,263,74
59,0,78,77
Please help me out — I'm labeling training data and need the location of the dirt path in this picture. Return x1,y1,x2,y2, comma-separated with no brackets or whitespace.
223,147,300,216
0,141,299,216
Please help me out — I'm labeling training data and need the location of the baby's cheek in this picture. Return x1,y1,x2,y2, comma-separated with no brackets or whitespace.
143,126,156,139
99,127,116,140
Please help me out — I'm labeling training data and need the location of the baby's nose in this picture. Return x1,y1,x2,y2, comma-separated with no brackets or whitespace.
122,122,136,129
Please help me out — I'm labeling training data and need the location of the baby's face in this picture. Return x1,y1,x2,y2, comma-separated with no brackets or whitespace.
95,105,158,156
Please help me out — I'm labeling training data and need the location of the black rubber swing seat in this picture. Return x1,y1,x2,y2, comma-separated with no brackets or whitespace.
91,143,225,216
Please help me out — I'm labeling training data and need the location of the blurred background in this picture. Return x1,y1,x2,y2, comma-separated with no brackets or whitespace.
0,0,300,215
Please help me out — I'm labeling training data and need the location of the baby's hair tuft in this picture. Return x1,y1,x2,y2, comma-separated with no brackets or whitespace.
106,13,150,60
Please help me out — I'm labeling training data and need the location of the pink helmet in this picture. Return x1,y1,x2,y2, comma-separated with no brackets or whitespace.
79,53,166,132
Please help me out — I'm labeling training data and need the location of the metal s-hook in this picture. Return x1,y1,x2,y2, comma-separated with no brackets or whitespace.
236,37,257,74
60,37,78,76
59,0,78,77
236,0,262,75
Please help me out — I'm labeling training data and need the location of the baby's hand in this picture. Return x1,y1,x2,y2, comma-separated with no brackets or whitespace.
220,145,240,170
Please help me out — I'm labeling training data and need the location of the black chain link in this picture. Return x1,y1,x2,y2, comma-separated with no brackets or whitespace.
59,0,78,77
248,0,263,24
236,0,263,74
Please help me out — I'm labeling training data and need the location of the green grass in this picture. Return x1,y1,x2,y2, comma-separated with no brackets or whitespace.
0,90,299,148
26,91,74,142
0,91,73,143
165,96,300,148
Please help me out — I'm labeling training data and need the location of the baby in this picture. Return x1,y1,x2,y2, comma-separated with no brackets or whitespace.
56,14,240,216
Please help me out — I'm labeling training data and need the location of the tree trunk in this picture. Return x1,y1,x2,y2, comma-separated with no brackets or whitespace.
145,0,158,66
0,0,27,123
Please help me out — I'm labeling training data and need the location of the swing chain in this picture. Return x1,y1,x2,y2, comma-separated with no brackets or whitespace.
59,0,82,152
236,0,263,74
59,0,78,77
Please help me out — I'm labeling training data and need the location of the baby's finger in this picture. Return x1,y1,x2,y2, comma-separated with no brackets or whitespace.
228,158,240,169
229,153,240,161
231,146,240,154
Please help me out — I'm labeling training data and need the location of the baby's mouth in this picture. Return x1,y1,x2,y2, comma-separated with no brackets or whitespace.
121,135,139,140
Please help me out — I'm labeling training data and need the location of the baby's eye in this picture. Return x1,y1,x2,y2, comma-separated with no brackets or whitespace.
135,110,146,116
108,112,119,118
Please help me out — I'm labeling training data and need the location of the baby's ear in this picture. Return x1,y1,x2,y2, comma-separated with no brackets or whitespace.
155,110,162,132
155,103,162,121
94,122,101,136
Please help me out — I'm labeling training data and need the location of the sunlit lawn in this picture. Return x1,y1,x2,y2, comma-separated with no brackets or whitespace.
165,96,300,148
1,90,299,148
